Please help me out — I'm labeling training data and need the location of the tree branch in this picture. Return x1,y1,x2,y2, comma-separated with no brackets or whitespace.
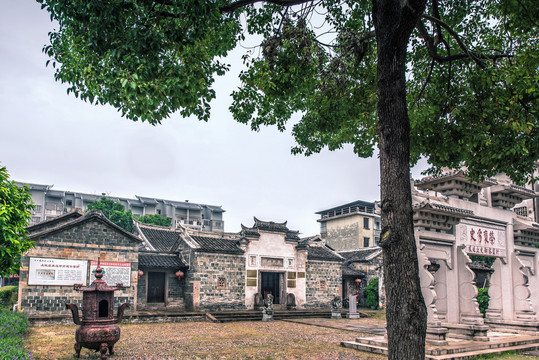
220,0,313,13
418,15,514,66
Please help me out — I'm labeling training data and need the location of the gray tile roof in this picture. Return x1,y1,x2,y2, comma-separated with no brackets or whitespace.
307,246,343,262
469,261,493,272
241,217,298,235
413,201,474,216
27,210,142,244
27,209,84,234
340,247,383,262
138,227,181,252
139,253,186,269
342,265,366,277
285,231,301,241
190,235,243,254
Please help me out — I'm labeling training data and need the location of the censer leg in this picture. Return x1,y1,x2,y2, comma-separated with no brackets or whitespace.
74,342,81,358
109,343,115,355
100,343,108,360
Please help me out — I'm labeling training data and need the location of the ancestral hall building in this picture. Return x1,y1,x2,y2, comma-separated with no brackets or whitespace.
18,212,343,315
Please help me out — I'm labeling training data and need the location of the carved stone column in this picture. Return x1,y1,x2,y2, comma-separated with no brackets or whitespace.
512,252,537,322
456,245,489,341
419,245,448,345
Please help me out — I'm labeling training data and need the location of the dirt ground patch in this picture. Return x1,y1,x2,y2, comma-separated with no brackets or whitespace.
25,320,387,360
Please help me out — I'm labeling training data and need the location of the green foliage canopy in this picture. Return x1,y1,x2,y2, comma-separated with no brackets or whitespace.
0,166,34,278
37,0,539,182
137,214,172,227
86,197,133,232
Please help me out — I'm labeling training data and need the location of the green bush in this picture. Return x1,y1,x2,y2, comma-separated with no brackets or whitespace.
0,309,33,359
477,287,490,316
364,277,379,308
0,286,18,310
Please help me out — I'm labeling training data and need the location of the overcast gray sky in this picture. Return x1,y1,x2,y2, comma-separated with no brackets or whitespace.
1,1,427,235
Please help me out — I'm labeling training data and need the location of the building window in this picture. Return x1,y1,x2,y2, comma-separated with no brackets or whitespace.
66,200,73,206
34,205,42,212
363,217,370,229
217,277,227,289
31,216,41,223
375,237,380,245
364,237,370,247
157,209,161,215
249,255,257,267
514,206,528,217
375,220,381,230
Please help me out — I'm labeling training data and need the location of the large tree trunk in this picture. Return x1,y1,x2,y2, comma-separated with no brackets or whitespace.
373,0,428,359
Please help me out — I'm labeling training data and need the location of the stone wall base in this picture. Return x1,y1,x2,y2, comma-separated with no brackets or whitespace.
485,319,539,335
443,323,490,341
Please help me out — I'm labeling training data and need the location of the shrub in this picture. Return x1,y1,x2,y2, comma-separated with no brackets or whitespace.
477,287,490,316
0,286,18,310
0,309,33,359
364,277,379,308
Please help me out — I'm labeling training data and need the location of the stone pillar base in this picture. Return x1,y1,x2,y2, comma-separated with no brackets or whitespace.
485,318,539,335
443,323,490,341
347,312,360,319
331,311,342,319
262,313,274,322
426,325,449,346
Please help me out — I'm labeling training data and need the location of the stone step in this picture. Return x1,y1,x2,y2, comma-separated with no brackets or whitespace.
209,310,333,323
426,343,539,360
341,341,388,356
427,336,539,356
343,337,539,360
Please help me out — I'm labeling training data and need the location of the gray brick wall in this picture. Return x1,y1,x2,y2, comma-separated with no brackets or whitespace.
19,218,139,315
189,252,246,311
305,260,342,308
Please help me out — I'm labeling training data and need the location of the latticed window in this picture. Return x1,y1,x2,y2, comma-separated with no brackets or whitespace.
514,206,528,217
217,277,227,289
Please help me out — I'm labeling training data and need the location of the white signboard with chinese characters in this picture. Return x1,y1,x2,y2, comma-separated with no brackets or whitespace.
89,261,131,287
458,222,506,258
28,258,88,286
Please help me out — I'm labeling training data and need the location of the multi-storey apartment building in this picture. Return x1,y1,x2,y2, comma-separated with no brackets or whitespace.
16,182,225,232
316,200,381,251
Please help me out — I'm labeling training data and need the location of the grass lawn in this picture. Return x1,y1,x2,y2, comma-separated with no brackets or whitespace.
24,319,537,360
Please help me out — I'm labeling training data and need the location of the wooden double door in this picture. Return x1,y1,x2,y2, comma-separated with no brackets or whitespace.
147,272,166,303
260,272,284,306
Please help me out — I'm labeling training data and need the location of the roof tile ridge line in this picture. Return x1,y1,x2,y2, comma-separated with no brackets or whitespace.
340,246,380,253
181,229,201,250
168,226,185,252
323,245,345,260
133,220,156,251
365,249,384,261
27,209,84,231
28,210,104,239
28,210,141,242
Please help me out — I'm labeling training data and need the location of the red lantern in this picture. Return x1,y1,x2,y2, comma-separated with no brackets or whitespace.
175,270,184,281
354,278,362,287
137,270,143,281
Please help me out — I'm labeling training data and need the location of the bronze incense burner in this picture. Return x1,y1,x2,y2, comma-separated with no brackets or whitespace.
66,260,129,360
